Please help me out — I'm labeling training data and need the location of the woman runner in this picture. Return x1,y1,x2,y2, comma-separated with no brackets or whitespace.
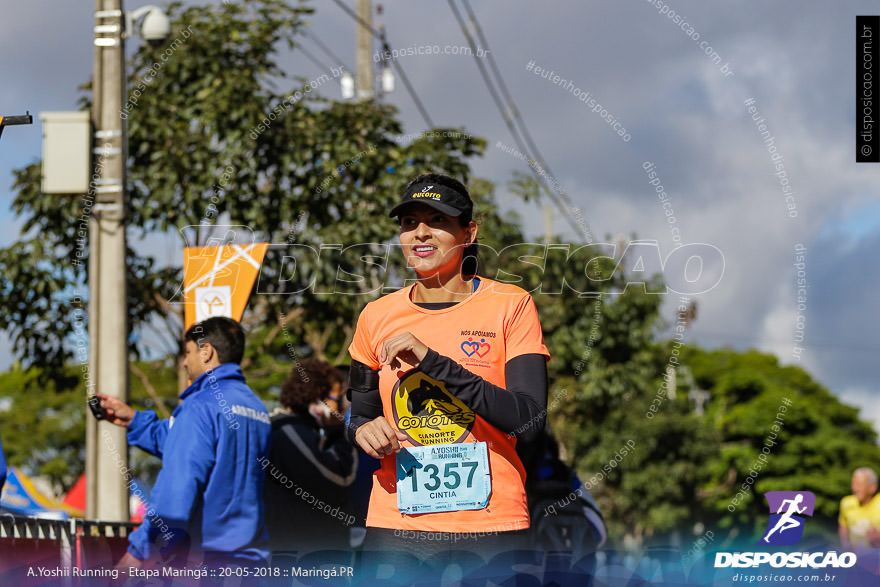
347,172,550,566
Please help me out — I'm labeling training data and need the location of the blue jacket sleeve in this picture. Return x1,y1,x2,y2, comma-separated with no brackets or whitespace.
0,433,6,494
127,515,152,560
145,402,217,556
127,410,170,458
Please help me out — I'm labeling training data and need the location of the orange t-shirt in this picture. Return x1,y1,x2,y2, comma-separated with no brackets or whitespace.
348,277,550,532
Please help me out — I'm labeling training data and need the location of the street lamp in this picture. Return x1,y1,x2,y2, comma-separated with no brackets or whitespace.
340,72,355,100
380,64,394,94
0,113,33,140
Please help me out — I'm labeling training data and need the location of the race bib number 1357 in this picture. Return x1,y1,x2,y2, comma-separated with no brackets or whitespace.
396,442,491,514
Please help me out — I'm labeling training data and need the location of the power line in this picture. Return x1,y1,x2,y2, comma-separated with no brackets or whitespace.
328,0,434,128
462,0,581,216
446,2,528,152
302,28,352,73
453,0,587,240
462,0,536,154
297,42,335,74
386,55,435,127
449,0,591,242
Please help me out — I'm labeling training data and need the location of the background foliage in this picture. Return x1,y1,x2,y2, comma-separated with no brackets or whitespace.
0,0,876,551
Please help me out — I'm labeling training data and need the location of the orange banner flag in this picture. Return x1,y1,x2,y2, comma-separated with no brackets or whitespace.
183,243,269,331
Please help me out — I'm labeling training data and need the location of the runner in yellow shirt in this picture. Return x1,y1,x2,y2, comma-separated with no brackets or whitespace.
839,467,880,549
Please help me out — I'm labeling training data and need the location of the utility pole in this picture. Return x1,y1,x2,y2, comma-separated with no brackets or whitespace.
355,0,373,99
87,0,130,522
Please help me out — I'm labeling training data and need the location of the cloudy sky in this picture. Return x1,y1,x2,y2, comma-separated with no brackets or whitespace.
1,1,878,431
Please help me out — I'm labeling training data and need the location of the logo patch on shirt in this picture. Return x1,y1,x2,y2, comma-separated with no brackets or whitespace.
391,372,475,446
460,337,491,358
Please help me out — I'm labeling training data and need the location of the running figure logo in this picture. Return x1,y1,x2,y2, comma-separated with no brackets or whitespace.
760,491,816,546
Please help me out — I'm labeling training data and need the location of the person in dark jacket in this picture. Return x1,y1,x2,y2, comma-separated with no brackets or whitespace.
98,317,272,570
263,358,357,554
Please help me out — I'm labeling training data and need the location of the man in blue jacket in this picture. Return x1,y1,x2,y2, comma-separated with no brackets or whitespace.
0,431,6,496
98,316,271,569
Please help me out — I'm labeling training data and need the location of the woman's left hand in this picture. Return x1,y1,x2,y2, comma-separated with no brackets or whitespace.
381,332,430,370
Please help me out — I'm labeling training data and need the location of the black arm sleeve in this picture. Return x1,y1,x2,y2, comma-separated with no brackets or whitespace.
419,350,548,443
347,359,382,444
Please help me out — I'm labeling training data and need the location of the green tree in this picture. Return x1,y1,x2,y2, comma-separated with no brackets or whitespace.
2,0,483,381
551,332,880,549
687,347,880,545
518,201,880,548
547,272,722,546
490,174,723,546
0,0,514,487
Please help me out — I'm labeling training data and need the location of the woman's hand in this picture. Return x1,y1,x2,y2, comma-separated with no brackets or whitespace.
354,416,408,458
381,332,429,370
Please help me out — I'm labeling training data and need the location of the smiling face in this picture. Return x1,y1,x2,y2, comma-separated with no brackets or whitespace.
398,203,477,280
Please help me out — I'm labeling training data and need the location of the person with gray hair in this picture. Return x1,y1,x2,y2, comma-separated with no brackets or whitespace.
839,467,880,549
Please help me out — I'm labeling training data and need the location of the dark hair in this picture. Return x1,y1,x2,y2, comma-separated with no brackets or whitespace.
280,358,345,413
184,317,245,365
402,172,480,278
